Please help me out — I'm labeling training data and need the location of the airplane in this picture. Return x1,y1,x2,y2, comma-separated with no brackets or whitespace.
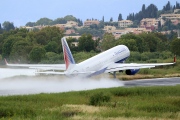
5,37,176,78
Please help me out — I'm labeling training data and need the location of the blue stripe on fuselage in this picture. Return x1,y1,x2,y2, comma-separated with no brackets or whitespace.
87,67,107,77
115,56,129,63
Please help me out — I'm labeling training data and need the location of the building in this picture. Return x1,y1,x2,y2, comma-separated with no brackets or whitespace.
104,26,116,31
53,21,78,28
174,9,180,14
160,13,180,25
21,25,51,31
84,19,100,27
65,21,78,28
65,36,81,40
118,20,133,28
140,18,159,30
65,29,76,35
53,24,66,29
21,26,34,31
105,27,151,39
125,28,151,34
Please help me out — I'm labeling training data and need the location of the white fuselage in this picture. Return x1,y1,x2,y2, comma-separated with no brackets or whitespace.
65,45,130,77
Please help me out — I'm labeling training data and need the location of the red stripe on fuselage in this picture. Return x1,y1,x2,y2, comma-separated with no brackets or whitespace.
64,47,69,70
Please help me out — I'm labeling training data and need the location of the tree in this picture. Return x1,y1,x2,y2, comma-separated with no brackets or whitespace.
0,23,2,34
90,24,98,29
77,19,83,26
97,21,105,29
101,33,115,51
43,52,63,64
0,35,3,53
64,15,77,21
162,20,177,31
45,41,58,53
116,39,138,51
171,38,180,56
26,22,36,27
2,36,20,58
139,33,163,52
157,21,161,31
40,26,64,45
35,31,47,45
51,18,67,25
29,46,46,63
78,34,95,52
127,4,158,22
142,4,146,12
163,1,171,11
176,2,180,9
2,21,15,31
102,16,104,22
120,33,146,52
10,40,31,62
118,14,123,21
36,18,53,25
77,27,104,37
110,17,113,22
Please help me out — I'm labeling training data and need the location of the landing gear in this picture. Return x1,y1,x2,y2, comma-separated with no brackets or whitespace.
113,71,116,78
109,71,123,79
109,72,116,78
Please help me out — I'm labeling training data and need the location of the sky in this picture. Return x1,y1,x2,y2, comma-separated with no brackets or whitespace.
0,0,178,27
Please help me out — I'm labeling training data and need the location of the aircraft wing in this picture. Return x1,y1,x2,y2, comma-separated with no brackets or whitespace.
5,59,66,70
35,71,95,75
29,66,66,70
35,71,65,75
105,62,175,73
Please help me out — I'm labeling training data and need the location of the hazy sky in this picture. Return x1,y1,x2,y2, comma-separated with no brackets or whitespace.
0,0,178,27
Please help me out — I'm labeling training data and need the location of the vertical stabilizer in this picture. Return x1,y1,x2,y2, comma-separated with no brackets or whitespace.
61,37,76,70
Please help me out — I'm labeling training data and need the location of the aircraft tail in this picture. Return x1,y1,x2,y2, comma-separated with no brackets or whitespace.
61,37,76,70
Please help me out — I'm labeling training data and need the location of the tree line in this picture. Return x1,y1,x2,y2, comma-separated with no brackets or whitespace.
0,26,180,64
100,32,180,56
125,1,180,29
0,22,15,32
0,27,99,63
126,1,180,21
26,15,83,27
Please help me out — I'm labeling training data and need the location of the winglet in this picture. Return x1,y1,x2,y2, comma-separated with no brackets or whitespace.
4,58,8,65
61,37,76,70
174,55,176,63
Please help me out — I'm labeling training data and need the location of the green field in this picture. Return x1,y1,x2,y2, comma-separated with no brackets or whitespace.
0,85,180,120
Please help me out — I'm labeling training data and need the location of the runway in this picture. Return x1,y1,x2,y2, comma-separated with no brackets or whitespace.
124,77,180,87
0,68,180,96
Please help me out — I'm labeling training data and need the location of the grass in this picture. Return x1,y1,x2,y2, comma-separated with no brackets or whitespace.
0,85,180,119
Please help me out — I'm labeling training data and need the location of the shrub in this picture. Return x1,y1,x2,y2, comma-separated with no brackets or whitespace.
0,107,14,118
0,54,2,61
89,92,111,106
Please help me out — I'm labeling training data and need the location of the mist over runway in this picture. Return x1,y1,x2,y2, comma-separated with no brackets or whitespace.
0,68,179,96
0,68,123,96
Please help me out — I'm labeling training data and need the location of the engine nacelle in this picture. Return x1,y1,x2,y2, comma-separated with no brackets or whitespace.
125,69,140,75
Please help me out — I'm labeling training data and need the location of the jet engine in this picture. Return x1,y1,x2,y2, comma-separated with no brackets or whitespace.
125,69,140,75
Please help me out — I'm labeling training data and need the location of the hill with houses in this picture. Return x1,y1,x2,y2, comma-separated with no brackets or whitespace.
19,1,180,40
